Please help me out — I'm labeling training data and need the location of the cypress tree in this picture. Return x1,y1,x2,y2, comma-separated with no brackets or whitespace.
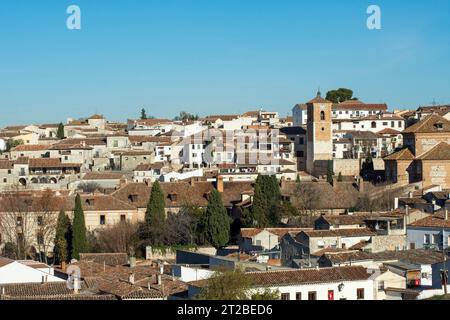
72,194,88,260
54,210,72,264
204,189,230,249
252,175,269,227
327,160,334,185
56,123,65,139
145,181,166,245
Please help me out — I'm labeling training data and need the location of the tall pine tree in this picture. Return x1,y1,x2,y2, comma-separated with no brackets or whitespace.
56,123,65,139
54,210,72,264
72,194,88,260
145,181,166,245
327,160,334,185
205,189,230,249
140,108,147,120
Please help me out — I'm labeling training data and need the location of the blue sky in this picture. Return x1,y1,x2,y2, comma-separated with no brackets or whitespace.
0,0,449,126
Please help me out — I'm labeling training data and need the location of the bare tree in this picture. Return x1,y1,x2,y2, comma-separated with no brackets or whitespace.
88,222,139,254
0,188,62,262
290,183,321,227
0,190,37,260
77,182,101,193
32,189,63,263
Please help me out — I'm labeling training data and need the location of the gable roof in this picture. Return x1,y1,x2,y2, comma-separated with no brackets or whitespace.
409,212,450,229
403,114,450,134
416,142,450,160
301,228,376,238
190,266,371,288
383,148,415,161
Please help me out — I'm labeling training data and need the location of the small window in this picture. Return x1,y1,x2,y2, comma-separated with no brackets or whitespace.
120,215,126,222
357,288,365,300
308,291,317,300
378,281,385,291
299,138,304,145
320,111,326,121
37,232,44,245
37,216,43,226
281,293,290,300
3,178,6,183
100,215,106,225
17,216,23,226
424,234,431,244
296,292,302,300
371,122,377,129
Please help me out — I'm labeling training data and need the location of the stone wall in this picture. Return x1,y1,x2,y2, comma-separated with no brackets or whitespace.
371,235,406,253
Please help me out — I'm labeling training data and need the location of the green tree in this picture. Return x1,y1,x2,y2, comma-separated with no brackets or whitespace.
197,268,280,300
337,172,343,182
251,175,282,227
6,139,24,152
72,194,88,260
251,288,281,300
145,181,166,245
204,189,230,249
56,123,65,139
174,111,199,121
327,160,334,185
196,268,251,300
140,108,147,120
53,210,72,264
326,88,357,104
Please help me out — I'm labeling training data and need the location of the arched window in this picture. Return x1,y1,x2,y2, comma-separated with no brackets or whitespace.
320,111,326,121
371,121,377,128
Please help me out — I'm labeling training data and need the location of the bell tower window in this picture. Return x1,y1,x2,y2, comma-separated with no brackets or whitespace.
320,111,326,121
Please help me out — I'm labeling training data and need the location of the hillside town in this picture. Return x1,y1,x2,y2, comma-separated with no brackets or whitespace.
1,89,450,301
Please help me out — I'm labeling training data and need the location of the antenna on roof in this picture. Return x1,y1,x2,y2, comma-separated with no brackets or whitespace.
317,87,322,97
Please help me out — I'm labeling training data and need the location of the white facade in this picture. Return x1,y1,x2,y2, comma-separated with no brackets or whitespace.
0,260,64,285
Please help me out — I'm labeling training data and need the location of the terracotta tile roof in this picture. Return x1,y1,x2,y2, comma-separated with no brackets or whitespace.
384,148,415,161
301,228,376,238
240,228,309,239
48,143,93,150
203,115,240,122
359,114,404,121
88,114,105,120
74,261,186,299
75,194,136,211
0,257,14,268
403,114,450,134
61,138,107,146
372,249,446,265
334,102,388,111
310,248,350,257
307,95,332,104
132,119,172,126
134,163,164,171
321,251,374,264
416,142,450,160
190,266,371,288
0,281,116,300
11,145,49,152
378,128,402,135
409,212,450,229
115,150,154,156
0,160,14,170
28,158,82,169
242,111,261,117
82,172,125,180
111,181,254,208
79,253,129,266
128,135,172,144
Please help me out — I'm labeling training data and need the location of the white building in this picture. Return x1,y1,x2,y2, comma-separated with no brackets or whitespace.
0,258,64,285
188,266,374,300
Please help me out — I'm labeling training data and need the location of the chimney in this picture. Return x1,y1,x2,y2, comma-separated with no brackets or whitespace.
394,197,399,209
216,175,224,193
73,277,80,294
157,274,162,286
129,273,135,285
190,177,195,186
